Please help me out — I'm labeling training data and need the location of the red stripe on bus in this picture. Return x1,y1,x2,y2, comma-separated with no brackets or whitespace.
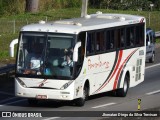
93,51,119,94
113,49,138,90
97,50,123,92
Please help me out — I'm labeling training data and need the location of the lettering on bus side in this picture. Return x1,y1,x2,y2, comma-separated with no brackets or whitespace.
88,56,110,70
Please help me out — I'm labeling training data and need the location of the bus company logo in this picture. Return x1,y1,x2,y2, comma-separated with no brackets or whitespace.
39,79,48,87
88,56,109,70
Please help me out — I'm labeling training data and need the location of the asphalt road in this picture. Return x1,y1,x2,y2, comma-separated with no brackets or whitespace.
0,47,160,120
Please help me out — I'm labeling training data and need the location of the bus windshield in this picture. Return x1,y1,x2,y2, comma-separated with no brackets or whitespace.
17,32,75,79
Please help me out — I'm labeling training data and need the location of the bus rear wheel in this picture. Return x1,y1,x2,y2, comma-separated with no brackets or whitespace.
116,75,129,97
74,86,88,106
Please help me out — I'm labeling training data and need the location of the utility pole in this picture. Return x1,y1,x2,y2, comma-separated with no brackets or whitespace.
81,0,88,17
25,0,39,13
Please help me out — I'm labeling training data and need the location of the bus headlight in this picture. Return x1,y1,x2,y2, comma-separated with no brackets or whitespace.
16,78,27,88
60,81,73,90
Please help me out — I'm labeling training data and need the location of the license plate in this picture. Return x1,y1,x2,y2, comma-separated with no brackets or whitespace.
36,95,48,99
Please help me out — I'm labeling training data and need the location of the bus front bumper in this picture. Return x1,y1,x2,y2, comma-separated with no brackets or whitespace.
15,79,74,101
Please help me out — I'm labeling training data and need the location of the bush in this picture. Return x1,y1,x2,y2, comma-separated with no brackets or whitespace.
0,0,25,15
0,0,160,16
0,0,81,15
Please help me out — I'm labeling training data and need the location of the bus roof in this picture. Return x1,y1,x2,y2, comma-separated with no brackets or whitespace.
21,13,145,34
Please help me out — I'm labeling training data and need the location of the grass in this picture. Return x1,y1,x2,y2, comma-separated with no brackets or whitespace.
0,8,160,64
0,34,18,64
156,38,160,43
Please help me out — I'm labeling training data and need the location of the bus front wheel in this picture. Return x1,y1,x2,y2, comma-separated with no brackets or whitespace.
74,86,88,106
116,75,129,97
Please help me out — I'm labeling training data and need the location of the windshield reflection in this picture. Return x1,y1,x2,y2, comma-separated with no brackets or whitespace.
17,33,45,75
45,34,74,77
17,33,75,78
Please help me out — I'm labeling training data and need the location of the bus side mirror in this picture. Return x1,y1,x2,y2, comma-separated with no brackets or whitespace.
73,42,81,62
10,39,18,57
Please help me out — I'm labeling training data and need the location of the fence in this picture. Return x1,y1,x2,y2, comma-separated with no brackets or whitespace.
0,14,72,35
0,12,160,35
0,18,49,34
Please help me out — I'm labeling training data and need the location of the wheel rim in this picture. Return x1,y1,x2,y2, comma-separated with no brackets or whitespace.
83,89,85,99
82,87,88,100
123,79,128,93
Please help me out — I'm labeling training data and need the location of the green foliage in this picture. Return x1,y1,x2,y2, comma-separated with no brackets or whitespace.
0,0,160,16
43,0,81,9
156,38,160,43
0,0,25,16
0,0,81,15
154,0,160,10
90,0,160,11
67,0,81,8
0,33,18,63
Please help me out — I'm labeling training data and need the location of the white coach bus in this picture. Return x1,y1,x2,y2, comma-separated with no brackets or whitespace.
12,12,146,106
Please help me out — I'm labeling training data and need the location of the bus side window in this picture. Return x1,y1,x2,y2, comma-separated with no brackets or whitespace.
96,31,105,52
115,29,120,49
120,29,125,48
74,32,86,76
106,31,110,50
78,32,86,63
139,25,144,46
87,32,95,55
126,27,135,47
106,30,115,50
135,26,140,46
136,25,144,46
115,28,125,49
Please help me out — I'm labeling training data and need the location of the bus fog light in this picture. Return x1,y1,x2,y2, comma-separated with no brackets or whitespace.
62,95,68,98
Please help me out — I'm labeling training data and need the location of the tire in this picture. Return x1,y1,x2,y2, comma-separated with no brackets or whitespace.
149,52,155,63
116,75,129,97
28,99,38,106
75,86,88,107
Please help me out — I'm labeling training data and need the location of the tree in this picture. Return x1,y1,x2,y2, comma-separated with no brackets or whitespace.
154,0,160,10
25,0,39,13
89,0,102,8
101,0,114,9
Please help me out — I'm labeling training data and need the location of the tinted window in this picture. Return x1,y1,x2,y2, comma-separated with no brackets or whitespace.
126,27,135,47
87,32,95,54
136,25,144,46
106,30,115,50
115,28,125,49
86,23,145,56
96,31,105,52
